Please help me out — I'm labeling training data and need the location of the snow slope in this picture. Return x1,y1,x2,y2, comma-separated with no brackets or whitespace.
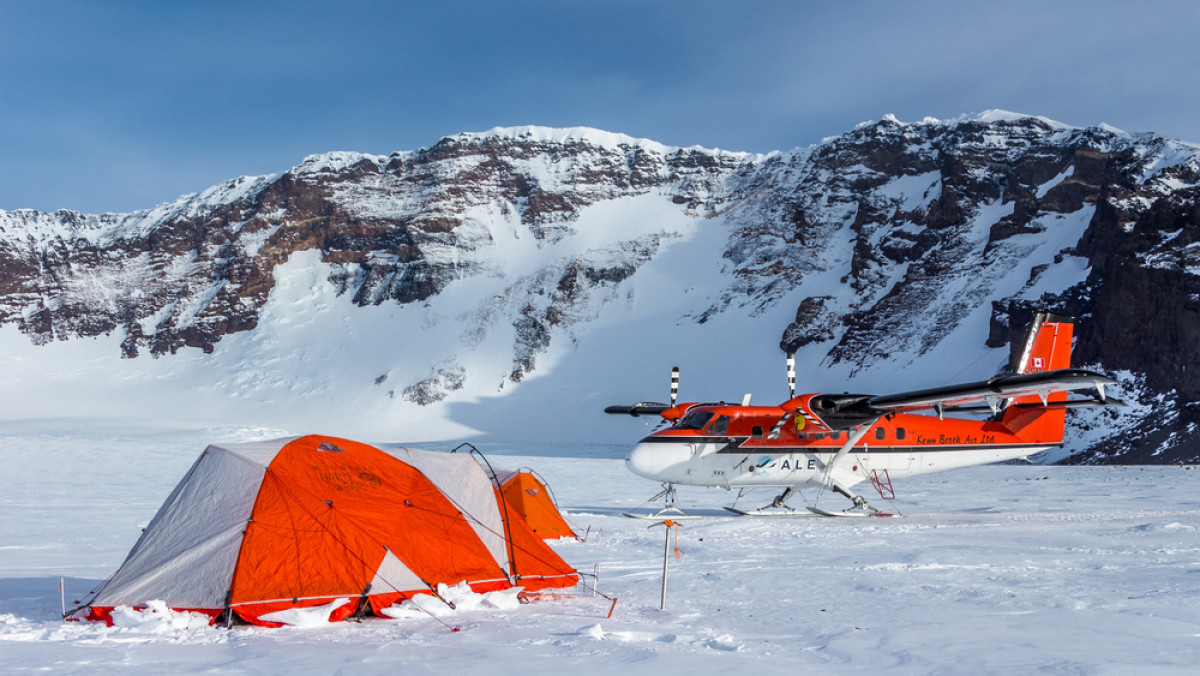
0,197,810,443
0,113,1197,461
2,422,1199,673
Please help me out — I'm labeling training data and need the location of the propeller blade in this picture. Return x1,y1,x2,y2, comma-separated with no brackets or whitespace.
786,353,795,398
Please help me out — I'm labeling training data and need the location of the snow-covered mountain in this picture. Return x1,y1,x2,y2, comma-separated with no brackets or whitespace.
0,113,1197,462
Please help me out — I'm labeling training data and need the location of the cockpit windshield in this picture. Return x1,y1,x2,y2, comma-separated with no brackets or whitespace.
675,410,715,430
708,415,729,435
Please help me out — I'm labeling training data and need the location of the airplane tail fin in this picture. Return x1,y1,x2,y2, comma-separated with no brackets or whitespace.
1000,311,1075,440
1011,310,1075,376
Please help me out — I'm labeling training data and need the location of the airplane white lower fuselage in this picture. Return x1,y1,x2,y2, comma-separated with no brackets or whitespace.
626,437,1051,490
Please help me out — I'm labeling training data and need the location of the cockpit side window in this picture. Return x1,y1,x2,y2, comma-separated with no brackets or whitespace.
708,415,730,436
676,411,715,430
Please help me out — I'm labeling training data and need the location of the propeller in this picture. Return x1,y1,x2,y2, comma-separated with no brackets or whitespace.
603,365,679,419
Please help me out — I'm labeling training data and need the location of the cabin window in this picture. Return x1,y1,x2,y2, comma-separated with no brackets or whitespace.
875,427,886,440
831,431,842,440
677,411,714,431
896,427,906,440
814,432,825,440
708,416,730,436
752,426,764,439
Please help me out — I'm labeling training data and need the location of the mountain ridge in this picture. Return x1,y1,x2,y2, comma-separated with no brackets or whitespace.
0,111,1196,462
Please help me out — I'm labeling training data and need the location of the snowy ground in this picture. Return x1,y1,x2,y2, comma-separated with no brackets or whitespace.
3,422,1199,674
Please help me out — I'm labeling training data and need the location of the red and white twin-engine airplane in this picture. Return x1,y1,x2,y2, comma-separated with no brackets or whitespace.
606,312,1123,517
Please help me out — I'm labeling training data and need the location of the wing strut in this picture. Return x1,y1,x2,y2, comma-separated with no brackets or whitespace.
809,416,893,516
816,417,881,500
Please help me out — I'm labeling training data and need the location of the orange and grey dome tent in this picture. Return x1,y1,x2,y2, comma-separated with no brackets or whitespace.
72,435,578,627
493,468,577,540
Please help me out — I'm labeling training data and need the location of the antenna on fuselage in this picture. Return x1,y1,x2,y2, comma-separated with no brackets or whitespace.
786,352,796,398
670,366,679,405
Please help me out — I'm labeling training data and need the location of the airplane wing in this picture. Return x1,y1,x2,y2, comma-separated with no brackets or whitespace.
806,368,1122,429
866,368,1121,413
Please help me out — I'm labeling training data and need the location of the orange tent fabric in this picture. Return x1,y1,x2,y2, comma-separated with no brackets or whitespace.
497,470,577,540
76,435,578,627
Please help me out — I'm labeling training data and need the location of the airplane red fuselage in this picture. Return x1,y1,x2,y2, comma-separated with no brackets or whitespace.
611,313,1121,513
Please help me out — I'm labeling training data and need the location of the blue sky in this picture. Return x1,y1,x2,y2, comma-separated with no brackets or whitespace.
2,0,1198,214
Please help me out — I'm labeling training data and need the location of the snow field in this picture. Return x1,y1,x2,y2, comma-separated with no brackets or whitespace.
2,425,1199,673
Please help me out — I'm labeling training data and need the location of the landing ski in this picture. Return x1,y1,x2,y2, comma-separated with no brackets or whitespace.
807,506,896,518
724,506,812,517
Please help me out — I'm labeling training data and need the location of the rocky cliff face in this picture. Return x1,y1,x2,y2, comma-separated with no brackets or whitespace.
728,114,1200,463
0,131,743,364
1,115,1197,461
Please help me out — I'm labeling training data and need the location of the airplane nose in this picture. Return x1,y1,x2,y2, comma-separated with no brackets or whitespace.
625,442,657,480
625,441,685,481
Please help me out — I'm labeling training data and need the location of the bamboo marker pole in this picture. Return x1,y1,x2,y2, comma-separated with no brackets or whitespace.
649,519,679,610
660,523,671,610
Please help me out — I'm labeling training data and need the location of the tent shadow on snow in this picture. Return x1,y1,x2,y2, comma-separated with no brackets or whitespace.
71,435,580,627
